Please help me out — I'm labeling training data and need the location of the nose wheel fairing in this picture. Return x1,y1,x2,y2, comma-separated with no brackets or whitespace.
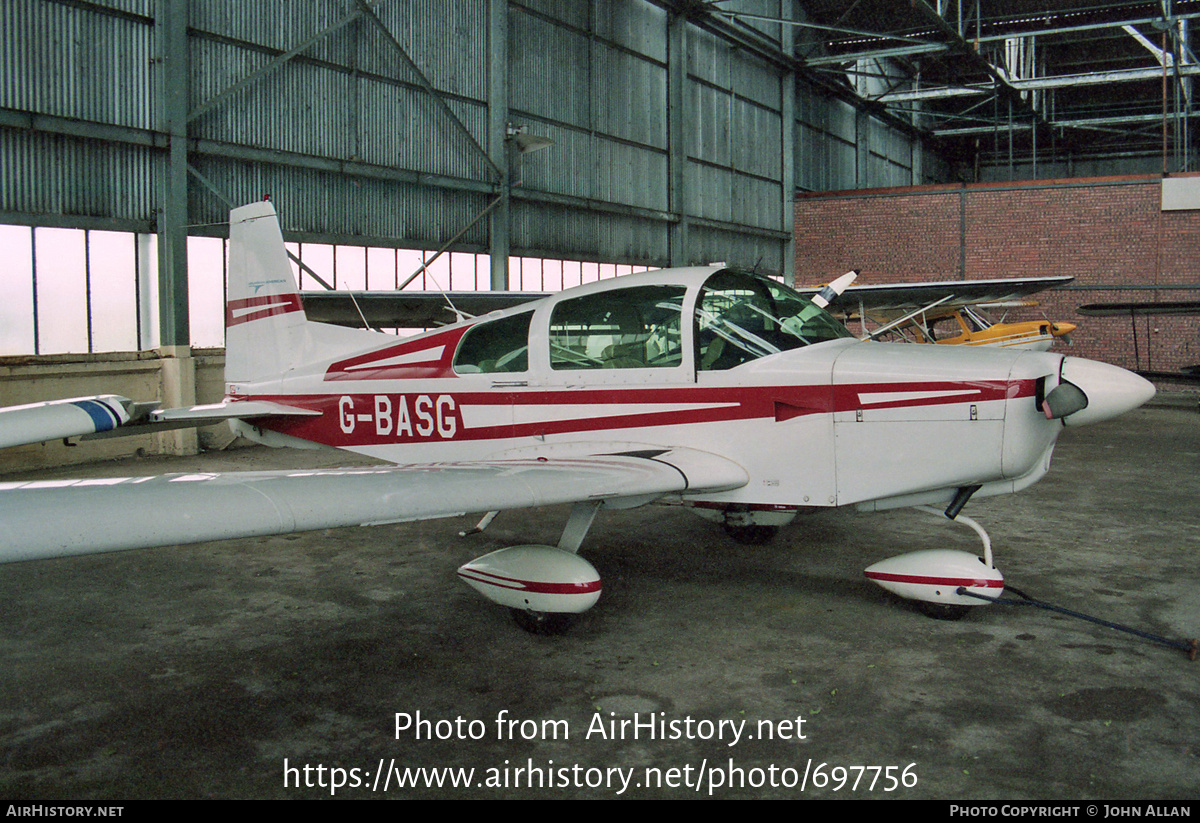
864,509,1003,616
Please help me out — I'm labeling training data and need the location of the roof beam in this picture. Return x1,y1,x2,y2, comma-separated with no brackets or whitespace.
804,43,951,66
907,0,1036,113
973,12,1200,45
934,110,1200,138
1122,24,1176,68
879,63,1200,103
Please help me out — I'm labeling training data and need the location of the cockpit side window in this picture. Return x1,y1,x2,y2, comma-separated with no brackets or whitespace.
453,311,532,374
696,270,854,370
549,286,687,370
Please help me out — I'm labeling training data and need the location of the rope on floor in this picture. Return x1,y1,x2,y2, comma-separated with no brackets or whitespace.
957,585,1198,661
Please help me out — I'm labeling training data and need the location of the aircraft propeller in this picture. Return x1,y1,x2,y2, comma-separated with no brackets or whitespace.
1043,356,1155,425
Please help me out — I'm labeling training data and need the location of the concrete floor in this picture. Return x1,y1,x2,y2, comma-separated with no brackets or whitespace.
0,401,1197,800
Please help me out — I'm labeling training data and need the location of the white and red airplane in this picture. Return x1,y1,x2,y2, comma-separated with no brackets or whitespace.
0,201,1156,631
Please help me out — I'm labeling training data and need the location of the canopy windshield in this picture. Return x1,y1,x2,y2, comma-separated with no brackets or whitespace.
695,269,854,371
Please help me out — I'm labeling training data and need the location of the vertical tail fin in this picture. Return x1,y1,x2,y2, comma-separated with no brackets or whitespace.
224,201,308,385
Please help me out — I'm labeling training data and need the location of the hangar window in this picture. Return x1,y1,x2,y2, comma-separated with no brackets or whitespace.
0,220,652,357
453,311,533,374
696,270,853,370
549,286,687,370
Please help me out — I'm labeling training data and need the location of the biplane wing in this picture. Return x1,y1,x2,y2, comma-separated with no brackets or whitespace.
813,275,1075,317
812,275,1076,350
300,274,1071,335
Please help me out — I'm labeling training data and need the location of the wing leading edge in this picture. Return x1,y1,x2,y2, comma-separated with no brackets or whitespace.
0,448,747,563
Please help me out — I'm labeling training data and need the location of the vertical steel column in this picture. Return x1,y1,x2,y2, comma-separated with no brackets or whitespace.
779,0,795,285
157,0,189,349
135,233,157,350
1183,19,1192,172
856,110,869,187
84,232,94,353
30,227,38,356
667,12,689,266
156,0,196,455
488,0,510,291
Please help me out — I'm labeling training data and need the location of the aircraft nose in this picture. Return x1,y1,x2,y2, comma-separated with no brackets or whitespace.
1047,356,1155,427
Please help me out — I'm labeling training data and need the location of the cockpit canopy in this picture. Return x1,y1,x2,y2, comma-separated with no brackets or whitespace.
453,268,854,375
695,269,853,370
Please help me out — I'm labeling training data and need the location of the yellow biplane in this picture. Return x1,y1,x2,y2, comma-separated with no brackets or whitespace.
812,276,1076,351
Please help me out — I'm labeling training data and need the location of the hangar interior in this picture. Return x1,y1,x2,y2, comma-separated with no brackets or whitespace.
2,0,1196,470
2,1,1200,802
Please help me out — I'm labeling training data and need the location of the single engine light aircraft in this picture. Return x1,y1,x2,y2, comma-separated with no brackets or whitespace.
0,202,1156,631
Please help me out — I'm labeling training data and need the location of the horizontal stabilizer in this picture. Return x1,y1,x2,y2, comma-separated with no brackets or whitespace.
148,400,321,425
80,400,320,441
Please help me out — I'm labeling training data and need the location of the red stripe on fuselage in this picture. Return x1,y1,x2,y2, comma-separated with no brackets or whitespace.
226,295,304,327
832,379,1023,410
242,379,1037,449
325,326,470,381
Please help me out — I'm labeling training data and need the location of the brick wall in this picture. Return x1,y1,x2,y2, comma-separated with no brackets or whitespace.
794,175,1200,386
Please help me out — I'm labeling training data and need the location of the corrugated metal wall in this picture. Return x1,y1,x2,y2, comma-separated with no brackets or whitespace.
186,0,496,248
0,0,158,228
1,0,941,266
508,0,672,263
795,84,947,192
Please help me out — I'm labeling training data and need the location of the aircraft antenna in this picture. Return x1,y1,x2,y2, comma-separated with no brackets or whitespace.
344,288,374,331
395,198,503,324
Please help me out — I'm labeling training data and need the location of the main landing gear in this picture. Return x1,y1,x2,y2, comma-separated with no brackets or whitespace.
864,491,1005,620
695,504,797,545
915,601,972,621
510,608,575,635
456,502,605,635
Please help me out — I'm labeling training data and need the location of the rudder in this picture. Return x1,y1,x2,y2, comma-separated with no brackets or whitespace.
224,200,308,385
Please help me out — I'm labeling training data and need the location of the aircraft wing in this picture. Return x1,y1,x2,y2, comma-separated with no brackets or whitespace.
0,448,747,563
1075,300,1200,382
0,396,321,448
300,291,549,328
811,275,1075,320
1077,300,1200,316
0,395,145,449
302,277,1073,329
